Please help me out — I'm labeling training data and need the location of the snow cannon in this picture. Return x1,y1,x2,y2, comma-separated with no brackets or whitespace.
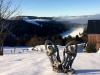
45,40,77,74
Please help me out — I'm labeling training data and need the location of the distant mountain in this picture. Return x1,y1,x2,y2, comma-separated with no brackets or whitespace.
9,16,88,35
10,16,53,20
4,15,90,46
8,17,68,37
8,14,100,37
10,14,100,24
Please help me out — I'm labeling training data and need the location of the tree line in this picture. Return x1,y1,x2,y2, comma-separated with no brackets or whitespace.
2,18,88,47
3,19,68,46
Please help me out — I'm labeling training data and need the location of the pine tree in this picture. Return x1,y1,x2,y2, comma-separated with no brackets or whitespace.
85,44,96,53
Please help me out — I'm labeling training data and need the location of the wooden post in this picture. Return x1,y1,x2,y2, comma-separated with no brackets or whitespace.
11,50,12,53
0,42,1,55
0,41,3,55
23,49,24,53
1,42,3,55
14,48,16,53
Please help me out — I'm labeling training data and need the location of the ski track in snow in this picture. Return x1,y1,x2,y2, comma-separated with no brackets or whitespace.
61,28,84,38
23,17,50,26
0,44,100,75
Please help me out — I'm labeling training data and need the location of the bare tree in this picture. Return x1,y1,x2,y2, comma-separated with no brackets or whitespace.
0,0,21,55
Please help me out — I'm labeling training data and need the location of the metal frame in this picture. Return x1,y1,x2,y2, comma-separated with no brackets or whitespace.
45,40,77,74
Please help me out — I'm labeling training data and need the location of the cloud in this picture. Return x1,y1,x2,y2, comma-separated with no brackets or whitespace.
53,14,100,24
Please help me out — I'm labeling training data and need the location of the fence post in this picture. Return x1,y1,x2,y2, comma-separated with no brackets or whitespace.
11,50,12,53
23,49,24,53
14,48,16,53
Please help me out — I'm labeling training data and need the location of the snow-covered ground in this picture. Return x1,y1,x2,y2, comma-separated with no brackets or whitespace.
0,43,100,75
61,28,84,38
97,48,100,53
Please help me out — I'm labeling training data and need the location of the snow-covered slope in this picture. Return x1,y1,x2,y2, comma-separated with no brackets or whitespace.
0,44,100,75
23,17,40,25
23,16,51,26
61,28,84,38
32,19,51,22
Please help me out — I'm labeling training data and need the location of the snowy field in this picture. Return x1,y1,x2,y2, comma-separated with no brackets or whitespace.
0,44,100,75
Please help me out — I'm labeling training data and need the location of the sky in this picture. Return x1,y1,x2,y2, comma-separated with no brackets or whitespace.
11,0,100,17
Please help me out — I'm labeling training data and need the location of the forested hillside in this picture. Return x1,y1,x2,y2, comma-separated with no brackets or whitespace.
4,19,67,46
3,16,87,46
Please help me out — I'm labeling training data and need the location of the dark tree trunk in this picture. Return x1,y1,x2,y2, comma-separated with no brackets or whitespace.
0,42,3,55
0,43,1,55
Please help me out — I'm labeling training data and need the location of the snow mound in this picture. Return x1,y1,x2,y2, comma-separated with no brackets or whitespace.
34,45,46,51
97,48,100,53
61,28,84,38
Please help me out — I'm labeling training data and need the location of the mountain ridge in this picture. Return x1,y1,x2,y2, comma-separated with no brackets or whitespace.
11,14,100,24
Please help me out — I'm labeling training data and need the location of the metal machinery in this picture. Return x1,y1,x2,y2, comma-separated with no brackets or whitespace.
45,40,77,74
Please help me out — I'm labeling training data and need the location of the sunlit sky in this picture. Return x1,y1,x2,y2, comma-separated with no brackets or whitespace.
12,0,100,17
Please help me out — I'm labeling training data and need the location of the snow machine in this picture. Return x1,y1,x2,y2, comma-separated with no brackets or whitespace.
45,40,77,74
